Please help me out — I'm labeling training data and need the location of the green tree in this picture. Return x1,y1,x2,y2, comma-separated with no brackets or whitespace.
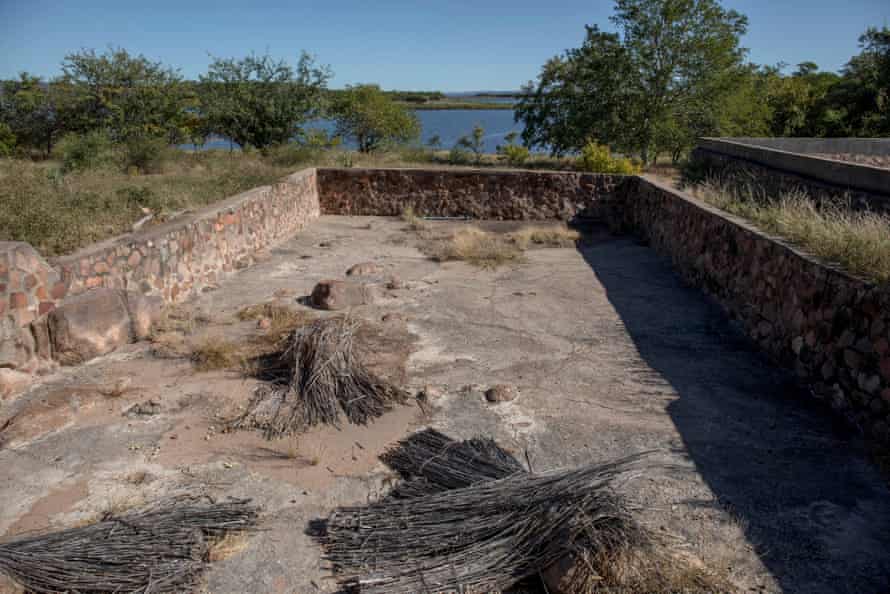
330,84,420,152
0,73,70,157
457,125,486,164
59,47,190,143
516,0,748,162
199,52,330,149
824,27,890,136
515,26,638,156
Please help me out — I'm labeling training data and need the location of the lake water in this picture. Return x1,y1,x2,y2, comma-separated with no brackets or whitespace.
186,109,524,155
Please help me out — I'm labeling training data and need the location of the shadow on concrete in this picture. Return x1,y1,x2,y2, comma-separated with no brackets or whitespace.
575,227,890,594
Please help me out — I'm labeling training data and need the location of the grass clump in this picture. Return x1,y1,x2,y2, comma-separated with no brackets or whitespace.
508,224,580,249
425,227,524,269
691,179,890,284
236,302,313,347
190,338,242,371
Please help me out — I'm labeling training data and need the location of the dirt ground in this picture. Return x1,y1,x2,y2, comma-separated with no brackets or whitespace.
1,215,889,594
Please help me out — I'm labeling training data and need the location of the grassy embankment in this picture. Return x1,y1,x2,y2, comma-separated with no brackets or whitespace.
685,177,890,284
0,147,574,257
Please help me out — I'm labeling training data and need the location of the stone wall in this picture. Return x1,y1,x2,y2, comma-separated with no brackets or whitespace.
0,242,64,328
52,168,319,305
317,167,627,221
622,176,890,444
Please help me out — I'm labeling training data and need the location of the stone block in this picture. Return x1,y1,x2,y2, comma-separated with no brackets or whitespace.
47,288,134,365
310,280,376,310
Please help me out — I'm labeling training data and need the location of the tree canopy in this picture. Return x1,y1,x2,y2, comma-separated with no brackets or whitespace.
199,52,331,149
330,84,420,152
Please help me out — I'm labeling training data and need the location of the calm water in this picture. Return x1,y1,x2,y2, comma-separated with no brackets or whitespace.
185,109,524,155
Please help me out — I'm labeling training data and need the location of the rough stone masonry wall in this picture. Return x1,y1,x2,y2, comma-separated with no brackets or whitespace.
623,176,890,444
317,168,626,220
51,168,319,307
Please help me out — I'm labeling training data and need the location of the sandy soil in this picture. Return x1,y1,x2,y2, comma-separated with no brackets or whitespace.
1,216,889,594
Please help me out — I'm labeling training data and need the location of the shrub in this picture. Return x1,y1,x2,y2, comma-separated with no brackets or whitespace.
577,140,641,174
55,130,115,171
424,227,524,269
0,123,16,157
121,136,170,174
265,143,324,167
497,144,530,167
448,146,473,165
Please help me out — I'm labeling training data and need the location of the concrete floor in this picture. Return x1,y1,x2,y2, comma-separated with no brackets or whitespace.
1,216,889,594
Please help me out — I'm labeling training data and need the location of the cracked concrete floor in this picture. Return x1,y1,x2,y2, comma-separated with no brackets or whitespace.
1,215,889,594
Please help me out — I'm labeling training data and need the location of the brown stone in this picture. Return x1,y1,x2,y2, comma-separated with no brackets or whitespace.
35,285,48,300
881,357,890,382
310,279,375,310
24,274,38,290
345,261,382,277
485,384,519,403
9,292,27,309
30,315,52,360
38,301,55,315
50,281,67,300
47,288,134,365
844,349,862,370
93,261,110,274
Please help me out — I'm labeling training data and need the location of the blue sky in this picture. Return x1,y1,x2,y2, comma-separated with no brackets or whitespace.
1,0,888,91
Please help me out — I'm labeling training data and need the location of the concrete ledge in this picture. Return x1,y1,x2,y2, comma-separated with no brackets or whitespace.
698,138,890,198
724,137,890,156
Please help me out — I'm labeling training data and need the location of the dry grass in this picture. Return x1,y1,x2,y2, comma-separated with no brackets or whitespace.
508,224,580,249
424,227,524,269
691,180,890,284
207,532,250,562
400,205,429,233
0,152,294,256
190,338,242,372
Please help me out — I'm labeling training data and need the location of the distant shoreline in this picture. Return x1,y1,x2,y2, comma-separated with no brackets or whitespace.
400,101,515,111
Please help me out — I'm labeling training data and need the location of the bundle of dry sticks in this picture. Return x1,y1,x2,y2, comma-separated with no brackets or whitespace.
0,497,259,594
316,430,655,594
231,316,409,438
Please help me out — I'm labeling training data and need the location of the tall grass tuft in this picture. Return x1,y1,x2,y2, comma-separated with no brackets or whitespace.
691,179,890,284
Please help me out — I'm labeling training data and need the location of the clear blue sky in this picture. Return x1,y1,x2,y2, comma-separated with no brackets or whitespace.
1,0,888,91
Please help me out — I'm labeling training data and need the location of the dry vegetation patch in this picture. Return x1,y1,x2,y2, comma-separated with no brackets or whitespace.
508,224,580,249
423,227,525,269
691,180,890,284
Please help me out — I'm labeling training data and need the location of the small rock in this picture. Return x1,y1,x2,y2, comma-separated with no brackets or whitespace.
124,399,161,417
310,280,375,310
381,312,406,324
385,275,403,290
346,261,382,277
485,384,519,403
419,385,443,400
0,368,32,400
257,317,272,330
99,377,133,397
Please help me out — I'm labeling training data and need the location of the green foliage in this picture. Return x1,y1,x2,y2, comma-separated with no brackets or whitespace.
517,0,748,162
330,84,420,152
59,48,191,143
456,125,486,164
496,132,530,167
448,146,473,165
516,25,638,157
55,130,115,171
0,73,68,156
0,122,15,157
199,52,331,149
427,134,442,148
577,140,641,174
121,136,170,173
